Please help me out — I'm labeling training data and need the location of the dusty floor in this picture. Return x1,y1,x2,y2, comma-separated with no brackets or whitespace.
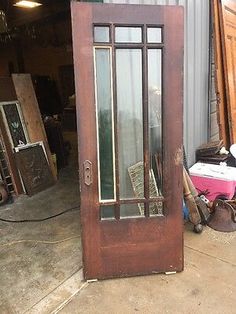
0,131,236,313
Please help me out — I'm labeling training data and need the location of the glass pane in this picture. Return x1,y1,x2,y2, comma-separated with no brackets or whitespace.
150,201,163,216
2,103,27,146
147,28,162,43
100,205,115,220
120,203,144,218
116,49,143,199
94,26,110,43
115,27,142,43
148,49,162,196
95,48,115,200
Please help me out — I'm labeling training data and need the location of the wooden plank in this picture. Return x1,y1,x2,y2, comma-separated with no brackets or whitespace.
211,0,230,147
219,0,236,144
12,74,57,180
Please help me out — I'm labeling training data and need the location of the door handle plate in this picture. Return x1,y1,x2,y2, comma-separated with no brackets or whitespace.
84,160,93,186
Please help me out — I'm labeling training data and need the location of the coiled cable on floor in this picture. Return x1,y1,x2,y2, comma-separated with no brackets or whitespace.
0,236,81,249
0,205,79,223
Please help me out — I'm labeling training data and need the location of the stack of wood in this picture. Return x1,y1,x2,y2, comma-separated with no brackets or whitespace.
195,140,228,164
212,0,236,148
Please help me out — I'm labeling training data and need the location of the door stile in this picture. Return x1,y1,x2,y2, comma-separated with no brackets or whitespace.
71,3,102,279
162,7,183,222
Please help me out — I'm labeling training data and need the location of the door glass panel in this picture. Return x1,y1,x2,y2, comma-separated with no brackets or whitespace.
148,49,163,197
94,26,110,43
147,27,162,43
116,49,143,200
120,203,144,218
100,205,115,219
95,48,115,201
115,27,142,43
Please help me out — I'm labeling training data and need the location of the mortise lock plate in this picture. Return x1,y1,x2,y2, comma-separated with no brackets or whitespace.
84,160,93,186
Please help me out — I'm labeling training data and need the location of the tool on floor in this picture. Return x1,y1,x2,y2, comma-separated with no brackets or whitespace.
207,199,236,232
183,169,203,233
184,168,211,224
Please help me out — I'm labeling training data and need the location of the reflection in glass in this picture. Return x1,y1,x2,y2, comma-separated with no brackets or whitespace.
100,205,115,219
147,28,162,43
128,161,160,200
120,203,144,218
148,49,163,198
150,201,163,216
94,26,110,43
95,48,115,200
116,49,143,200
115,27,142,43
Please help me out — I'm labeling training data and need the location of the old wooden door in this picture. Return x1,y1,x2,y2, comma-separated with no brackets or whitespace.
71,2,184,280
219,0,236,143
212,0,229,147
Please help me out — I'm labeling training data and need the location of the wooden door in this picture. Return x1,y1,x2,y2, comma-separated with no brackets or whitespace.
212,0,229,147
71,2,184,280
219,0,236,144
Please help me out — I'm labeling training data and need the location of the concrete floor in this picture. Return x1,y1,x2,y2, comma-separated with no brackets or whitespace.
59,225,236,314
0,131,236,313
0,132,82,313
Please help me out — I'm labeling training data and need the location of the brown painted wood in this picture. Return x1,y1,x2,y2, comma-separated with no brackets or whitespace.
219,0,236,144
12,74,57,181
15,144,55,196
72,2,184,280
143,27,150,217
111,24,121,221
0,77,17,102
212,0,230,147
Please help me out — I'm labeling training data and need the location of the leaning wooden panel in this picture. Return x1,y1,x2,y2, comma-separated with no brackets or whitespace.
0,112,23,195
219,0,236,144
211,0,229,147
15,143,55,196
12,74,57,180
0,77,24,195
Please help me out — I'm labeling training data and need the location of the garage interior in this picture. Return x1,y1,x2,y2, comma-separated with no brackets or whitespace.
0,1,235,313
0,1,82,312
